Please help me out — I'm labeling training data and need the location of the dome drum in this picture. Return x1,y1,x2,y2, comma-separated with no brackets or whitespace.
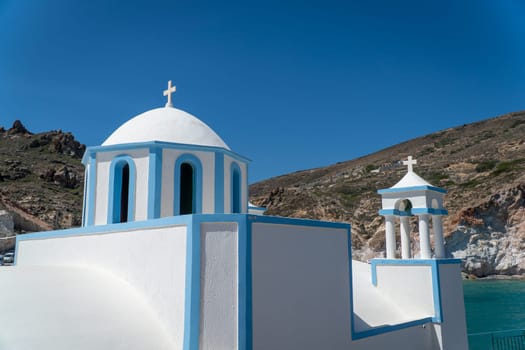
81,106,250,226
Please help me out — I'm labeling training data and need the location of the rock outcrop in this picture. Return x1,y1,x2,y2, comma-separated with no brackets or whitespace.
28,131,86,158
7,120,31,135
446,184,525,276
0,120,85,240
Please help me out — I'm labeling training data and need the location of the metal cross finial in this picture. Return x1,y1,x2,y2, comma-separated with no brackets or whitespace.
163,80,176,108
403,156,417,173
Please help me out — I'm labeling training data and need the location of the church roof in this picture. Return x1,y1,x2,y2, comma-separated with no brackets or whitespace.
391,171,432,188
102,107,230,150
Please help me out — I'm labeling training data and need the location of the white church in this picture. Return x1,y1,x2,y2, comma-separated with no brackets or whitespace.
0,82,468,350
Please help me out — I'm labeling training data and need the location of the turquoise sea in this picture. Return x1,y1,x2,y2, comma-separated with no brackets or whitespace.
463,280,525,349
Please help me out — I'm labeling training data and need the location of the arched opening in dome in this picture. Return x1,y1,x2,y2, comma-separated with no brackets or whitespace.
108,157,136,224
180,163,195,215
231,163,241,213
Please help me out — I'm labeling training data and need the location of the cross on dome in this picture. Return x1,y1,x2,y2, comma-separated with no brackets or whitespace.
403,156,417,173
163,80,177,108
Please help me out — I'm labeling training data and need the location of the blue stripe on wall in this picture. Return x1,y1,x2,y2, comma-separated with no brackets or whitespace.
243,216,253,350
214,152,224,213
183,217,201,350
86,152,97,226
148,146,162,219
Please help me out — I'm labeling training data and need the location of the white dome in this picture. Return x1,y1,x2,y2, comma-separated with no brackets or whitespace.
102,107,230,150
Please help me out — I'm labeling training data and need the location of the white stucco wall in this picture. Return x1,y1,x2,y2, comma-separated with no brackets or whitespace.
0,265,176,350
200,222,238,350
94,149,150,225
350,261,446,349
374,264,435,318
161,149,215,216
433,264,469,350
352,322,440,350
353,261,422,330
251,223,351,350
16,225,188,348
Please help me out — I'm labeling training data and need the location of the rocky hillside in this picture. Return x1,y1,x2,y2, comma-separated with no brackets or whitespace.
250,111,525,277
0,120,85,251
1,111,524,277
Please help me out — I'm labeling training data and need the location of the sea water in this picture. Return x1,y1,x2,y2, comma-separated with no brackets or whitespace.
463,280,525,350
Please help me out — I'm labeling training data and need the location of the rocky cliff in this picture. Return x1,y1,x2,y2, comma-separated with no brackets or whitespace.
250,110,525,277
0,120,85,251
447,184,525,276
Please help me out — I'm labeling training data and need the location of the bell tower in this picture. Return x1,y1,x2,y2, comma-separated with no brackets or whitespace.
378,156,447,259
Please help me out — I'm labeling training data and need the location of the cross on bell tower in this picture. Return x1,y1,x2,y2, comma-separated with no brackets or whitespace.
163,80,177,108
403,156,417,173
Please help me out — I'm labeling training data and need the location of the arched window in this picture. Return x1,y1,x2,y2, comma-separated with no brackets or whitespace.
108,156,136,224
180,163,194,215
231,163,241,213
174,154,202,215
120,164,130,222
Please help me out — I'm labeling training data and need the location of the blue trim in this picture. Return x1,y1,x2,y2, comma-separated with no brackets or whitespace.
379,208,448,216
231,162,241,213
248,205,266,211
248,214,350,229
245,217,253,350
378,185,447,194
346,220,355,342
107,155,136,224
82,140,251,165
214,153,224,213
81,167,88,226
379,209,412,217
352,317,434,340
183,216,201,350
17,215,195,241
147,146,162,219
174,154,203,215
86,152,97,226
14,214,276,242
237,216,248,350
14,236,19,265
411,208,448,215
244,163,249,213
369,258,461,326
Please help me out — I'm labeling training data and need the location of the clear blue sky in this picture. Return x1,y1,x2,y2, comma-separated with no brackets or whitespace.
1,0,524,183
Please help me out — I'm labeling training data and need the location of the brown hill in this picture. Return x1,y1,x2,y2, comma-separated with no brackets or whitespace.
0,120,85,241
250,110,525,276
1,111,524,277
